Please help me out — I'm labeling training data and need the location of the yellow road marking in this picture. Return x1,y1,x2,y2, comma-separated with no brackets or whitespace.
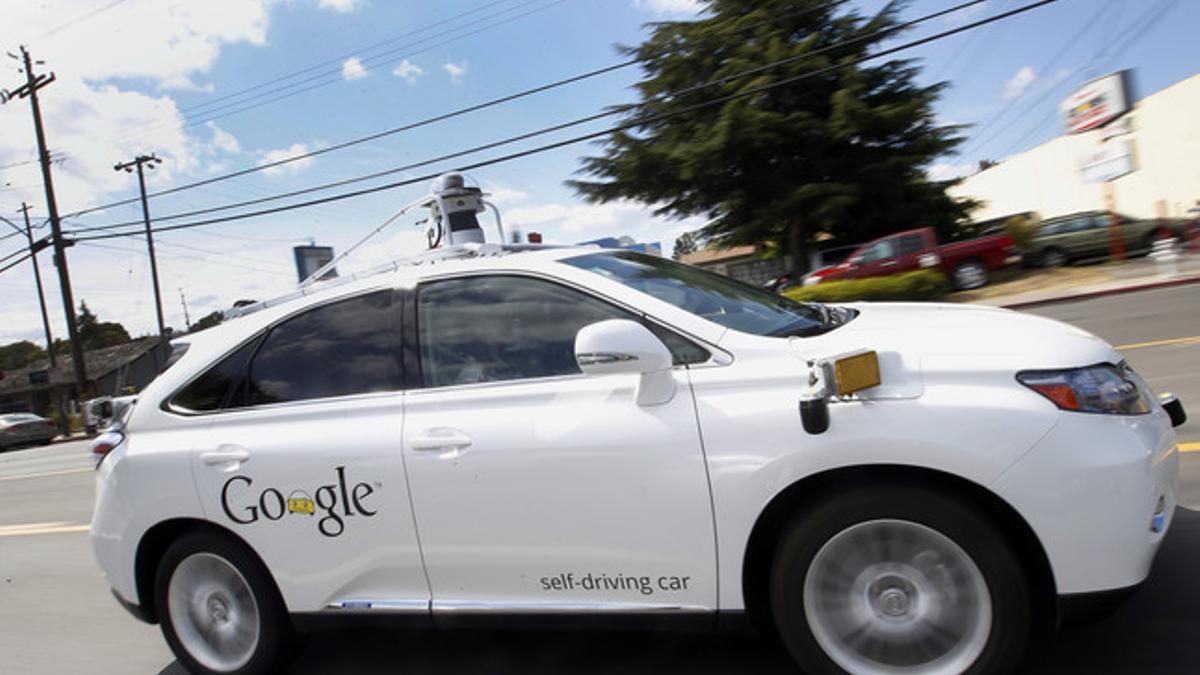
0,466,91,482
1180,443,1200,454
1116,335,1200,351
0,521,90,538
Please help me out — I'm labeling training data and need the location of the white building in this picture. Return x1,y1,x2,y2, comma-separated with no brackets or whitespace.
950,73,1200,222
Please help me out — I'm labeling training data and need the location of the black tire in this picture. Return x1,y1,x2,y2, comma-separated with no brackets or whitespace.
154,531,294,675
770,485,1031,675
952,259,989,290
1039,248,1067,268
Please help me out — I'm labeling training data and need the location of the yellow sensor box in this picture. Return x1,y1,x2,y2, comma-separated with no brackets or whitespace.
833,351,881,395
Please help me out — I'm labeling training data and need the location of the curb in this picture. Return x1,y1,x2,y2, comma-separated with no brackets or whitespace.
999,274,1200,310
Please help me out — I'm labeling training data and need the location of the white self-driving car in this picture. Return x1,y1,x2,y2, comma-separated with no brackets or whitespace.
92,238,1184,675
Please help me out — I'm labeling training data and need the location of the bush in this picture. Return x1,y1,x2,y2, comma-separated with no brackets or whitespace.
1003,214,1040,251
784,269,951,303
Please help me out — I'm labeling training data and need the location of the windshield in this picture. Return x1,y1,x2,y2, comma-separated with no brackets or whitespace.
562,251,829,336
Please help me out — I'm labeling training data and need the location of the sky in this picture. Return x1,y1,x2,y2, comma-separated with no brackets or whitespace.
0,0,1197,346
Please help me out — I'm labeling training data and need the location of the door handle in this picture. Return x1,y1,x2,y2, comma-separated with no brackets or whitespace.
409,429,473,452
200,445,251,466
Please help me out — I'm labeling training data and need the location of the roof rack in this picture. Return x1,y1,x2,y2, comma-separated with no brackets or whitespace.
224,242,582,320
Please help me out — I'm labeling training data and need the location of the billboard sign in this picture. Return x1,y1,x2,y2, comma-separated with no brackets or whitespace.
1079,139,1135,184
1060,71,1131,134
293,245,337,283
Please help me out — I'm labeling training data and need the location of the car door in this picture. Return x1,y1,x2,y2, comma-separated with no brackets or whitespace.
186,290,429,614
402,274,717,613
1078,213,1112,257
850,236,900,279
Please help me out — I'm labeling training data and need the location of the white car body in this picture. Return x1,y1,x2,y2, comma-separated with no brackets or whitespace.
91,243,1180,671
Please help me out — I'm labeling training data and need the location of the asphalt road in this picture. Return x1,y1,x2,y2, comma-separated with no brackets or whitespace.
1,283,1197,674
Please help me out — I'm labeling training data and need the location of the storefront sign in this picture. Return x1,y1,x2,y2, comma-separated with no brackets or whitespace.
1061,71,1131,134
1079,140,1135,183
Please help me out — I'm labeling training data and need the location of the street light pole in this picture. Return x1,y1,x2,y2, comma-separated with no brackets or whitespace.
114,153,167,368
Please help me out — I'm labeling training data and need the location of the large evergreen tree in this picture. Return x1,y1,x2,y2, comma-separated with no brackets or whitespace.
570,0,977,274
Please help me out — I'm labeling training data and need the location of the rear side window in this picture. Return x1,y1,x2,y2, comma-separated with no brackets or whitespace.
170,340,258,412
234,291,401,407
897,234,925,255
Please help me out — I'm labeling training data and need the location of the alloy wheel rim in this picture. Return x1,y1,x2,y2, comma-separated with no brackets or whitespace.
167,552,261,672
803,519,992,675
955,263,986,289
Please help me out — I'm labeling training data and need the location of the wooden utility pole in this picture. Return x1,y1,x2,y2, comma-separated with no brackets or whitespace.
3,46,91,424
114,153,168,368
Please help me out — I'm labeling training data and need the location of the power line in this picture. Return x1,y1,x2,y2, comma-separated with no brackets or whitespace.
63,0,985,233
64,0,1064,245
994,0,1180,158
110,0,570,145
958,0,1114,157
62,0,853,220
176,0,514,117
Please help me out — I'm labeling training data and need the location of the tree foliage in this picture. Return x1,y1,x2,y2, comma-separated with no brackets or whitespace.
570,0,978,274
191,311,225,333
672,231,702,260
75,301,131,350
0,340,47,370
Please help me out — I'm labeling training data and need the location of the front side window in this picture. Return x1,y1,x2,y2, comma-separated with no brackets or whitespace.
562,251,828,337
236,291,401,407
859,239,897,262
416,276,706,388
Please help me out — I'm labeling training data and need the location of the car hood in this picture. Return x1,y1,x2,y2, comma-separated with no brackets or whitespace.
830,302,1117,369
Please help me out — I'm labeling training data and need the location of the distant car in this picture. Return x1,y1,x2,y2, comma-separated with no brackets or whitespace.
804,226,1022,290
0,413,58,451
1028,211,1186,267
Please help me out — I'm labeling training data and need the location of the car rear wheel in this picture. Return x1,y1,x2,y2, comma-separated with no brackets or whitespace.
1039,248,1067,268
952,260,989,290
770,485,1030,675
155,531,294,675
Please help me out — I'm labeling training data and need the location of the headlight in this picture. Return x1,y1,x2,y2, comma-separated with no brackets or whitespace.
1017,363,1151,415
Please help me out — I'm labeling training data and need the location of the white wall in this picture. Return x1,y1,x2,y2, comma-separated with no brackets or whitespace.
950,74,1200,221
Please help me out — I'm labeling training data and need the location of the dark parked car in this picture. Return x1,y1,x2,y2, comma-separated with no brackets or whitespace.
0,413,58,451
1028,211,1186,267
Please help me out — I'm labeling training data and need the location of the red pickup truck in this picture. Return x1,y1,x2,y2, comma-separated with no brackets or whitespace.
803,227,1022,290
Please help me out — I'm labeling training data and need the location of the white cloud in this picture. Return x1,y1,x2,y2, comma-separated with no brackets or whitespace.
927,162,976,182
342,57,368,81
486,185,530,206
392,59,424,84
0,0,274,211
443,61,468,84
632,0,704,15
1003,66,1038,100
159,74,216,93
319,0,367,12
257,143,315,176
205,122,241,154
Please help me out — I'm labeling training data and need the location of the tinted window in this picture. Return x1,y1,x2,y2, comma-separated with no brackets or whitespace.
897,234,926,255
170,340,258,412
562,252,826,337
417,276,703,388
859,239,897,262
237,291,400,406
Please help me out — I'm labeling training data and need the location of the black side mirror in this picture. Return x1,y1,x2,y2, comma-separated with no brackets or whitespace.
800,395,830,434
1161,394,1187,428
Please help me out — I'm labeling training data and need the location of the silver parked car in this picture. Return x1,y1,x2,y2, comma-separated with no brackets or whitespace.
0,413,58,451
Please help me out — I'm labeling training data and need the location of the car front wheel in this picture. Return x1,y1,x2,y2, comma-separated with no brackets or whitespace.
770,485,1030,675
154,531,294,675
